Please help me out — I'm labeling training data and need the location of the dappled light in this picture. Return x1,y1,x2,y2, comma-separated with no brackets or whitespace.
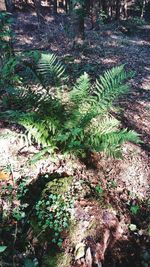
0,1,150,266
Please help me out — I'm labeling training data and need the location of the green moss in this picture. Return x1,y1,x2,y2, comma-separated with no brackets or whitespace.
43,254,58,267
43,252,71,267
43,176,73,196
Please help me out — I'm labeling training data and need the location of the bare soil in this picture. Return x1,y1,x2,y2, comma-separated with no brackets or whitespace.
0,10,150,267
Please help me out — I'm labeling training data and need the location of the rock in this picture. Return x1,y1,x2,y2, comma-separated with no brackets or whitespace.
102,211,118,229
79,200,88,207
102,30,112,36
75,243,86,260
85,247,93,267
129,224,137,231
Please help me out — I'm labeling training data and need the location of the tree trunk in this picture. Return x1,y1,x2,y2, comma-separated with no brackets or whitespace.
73,13,85,45
124,0,128,18
64,0,68,13
53,0,57,13
141,0,146,18
72,1,85,46
115,0,121,20
4,0,14,12
67,0,73,14
85,0,91,14
101,0,108,16
90,0,100,29
0,0,7,11
34,0,43,28
48,0,53,13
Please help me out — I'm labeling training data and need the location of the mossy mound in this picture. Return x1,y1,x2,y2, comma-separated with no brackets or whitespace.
42,176,73,196
43,252,71,267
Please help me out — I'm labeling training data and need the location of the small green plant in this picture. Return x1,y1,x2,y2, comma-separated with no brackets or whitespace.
35,193,74,247
0,183,14,220
12,205,26,221
37,53,67,86
106,178,117,189
121,17,146,35
0,57,22,88
129,17,146,26
0,12,13,61
98,9,108,25
1,59,141,158
147,227,150,236
0,50,41,90
17,178,30,199
0,12,17,89
130,204,140,215
0,246,7,253
95,184,104,195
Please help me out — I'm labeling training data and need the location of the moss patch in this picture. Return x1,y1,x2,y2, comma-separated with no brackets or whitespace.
43,176,73,196
43,252,71,267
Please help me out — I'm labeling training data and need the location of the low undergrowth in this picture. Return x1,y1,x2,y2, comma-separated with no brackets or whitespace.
0,50,140,159
0,11,149,267
0,172,76,265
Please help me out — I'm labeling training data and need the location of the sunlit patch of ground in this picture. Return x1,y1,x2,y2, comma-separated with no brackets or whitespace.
1,13,150,266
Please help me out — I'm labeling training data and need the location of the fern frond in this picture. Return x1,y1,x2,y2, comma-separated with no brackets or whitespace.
2,87,42,111
0,58,140,159
70,72,90,102
94,65,131,108
37,53,66,86
68,72,97,128
87,126,140,157
100,130,140,157
77,115,120,148
101,130,138,147
18,113,61,147
89,116,120,135
0,109,60,147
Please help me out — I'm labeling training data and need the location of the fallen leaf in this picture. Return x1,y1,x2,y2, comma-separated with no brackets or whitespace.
85,247,92,267
75,243,86,260
0,171,10,180
129,224,137,231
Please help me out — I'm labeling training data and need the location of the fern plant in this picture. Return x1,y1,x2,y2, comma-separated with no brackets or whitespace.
0,12,13,62
36,53,67,86
0,53,140,158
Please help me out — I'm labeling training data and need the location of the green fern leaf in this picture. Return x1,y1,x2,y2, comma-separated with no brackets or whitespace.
70,72,90,103
94,65,131,108
37,53,67,86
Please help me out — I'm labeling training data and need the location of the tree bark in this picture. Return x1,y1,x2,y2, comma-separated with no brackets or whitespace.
0,0,7,11
101,0,108,16
72,1,85,46
34,0,43,28
4,0,14,12
124,0,128,18
141,0,146,18
53,0,57,13
115,0,121,20
90,0,100,29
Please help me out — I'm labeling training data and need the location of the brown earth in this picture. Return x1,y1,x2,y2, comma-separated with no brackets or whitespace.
0,10,150,267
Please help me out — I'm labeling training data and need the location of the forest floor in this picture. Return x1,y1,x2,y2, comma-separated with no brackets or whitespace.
11,10,150,197
0,10,150,267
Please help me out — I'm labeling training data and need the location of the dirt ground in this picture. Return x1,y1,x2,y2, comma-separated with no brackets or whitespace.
0,10,150,267
11,10,150,196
